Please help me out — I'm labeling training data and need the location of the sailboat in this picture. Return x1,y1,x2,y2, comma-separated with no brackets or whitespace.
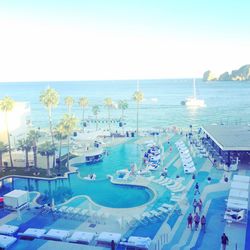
181,79,206,108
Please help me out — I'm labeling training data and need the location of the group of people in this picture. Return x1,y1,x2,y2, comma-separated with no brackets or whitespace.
193,198,202,213
187,182,206,232
187,213,206,232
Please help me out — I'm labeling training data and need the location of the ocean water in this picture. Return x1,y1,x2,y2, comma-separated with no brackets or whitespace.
0,79,250,130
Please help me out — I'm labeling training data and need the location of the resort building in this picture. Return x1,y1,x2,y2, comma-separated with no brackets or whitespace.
201,125,250,170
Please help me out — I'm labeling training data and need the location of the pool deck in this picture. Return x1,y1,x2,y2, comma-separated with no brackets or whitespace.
0,131,249,250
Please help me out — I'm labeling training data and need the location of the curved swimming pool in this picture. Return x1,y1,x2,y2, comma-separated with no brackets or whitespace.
0,142,157,208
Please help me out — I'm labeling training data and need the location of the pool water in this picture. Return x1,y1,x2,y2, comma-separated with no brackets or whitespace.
1,142,155,208
73,142,141,180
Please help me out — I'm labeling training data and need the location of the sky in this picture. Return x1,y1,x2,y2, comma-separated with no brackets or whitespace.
0,0,250,82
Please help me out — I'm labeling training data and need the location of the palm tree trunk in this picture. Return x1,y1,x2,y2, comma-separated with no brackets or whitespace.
108,108,111,132
96,115,98,131
82,108,85,132
121,109,125,135
5,113,14,169
59,139,62,170
0,152,2,171
67,135,70,170
33,145,37,169
136,102,139,136
25,149,29,170
48,108,56,168
47,153,50,176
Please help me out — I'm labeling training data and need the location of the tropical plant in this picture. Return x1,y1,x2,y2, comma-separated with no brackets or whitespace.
118,100,128,119
104,97,113,132
54,122,67,169
133,90,144,135
40,87,59,167
0,141,8,171
0,96,15,170
38,141,56,176
64,96,74,114
78,97,89,132
17,138,32,171
27,130,41,170
118,100,128,135
92,105,100,131
60,114,78,169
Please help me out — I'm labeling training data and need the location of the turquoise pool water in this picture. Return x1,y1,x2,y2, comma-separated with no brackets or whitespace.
0,142,155,208
73,142,141,180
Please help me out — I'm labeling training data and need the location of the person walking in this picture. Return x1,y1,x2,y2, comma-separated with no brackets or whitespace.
201,215,206,232
194,213,200,231
187,213,193,230
194,182,200,195
198,199,203,213
221,233,229,250
193,199,198,213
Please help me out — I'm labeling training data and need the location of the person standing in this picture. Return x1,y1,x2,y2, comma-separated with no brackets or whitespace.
221,233,229,250
194,182,200,195
111,240,115,250
187,213,193,230
198,199,203,213
194,213,200,231
201,215,206,232
193,199,198,213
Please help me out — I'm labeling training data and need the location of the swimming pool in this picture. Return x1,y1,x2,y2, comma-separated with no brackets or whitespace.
1,142,155,208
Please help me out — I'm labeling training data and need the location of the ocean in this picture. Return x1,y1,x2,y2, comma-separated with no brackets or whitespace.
0,79,250,130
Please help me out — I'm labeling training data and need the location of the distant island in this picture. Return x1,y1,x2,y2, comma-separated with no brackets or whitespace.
203,64,250,81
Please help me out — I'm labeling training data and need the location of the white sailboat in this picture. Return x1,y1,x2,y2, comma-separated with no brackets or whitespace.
181,79,206,108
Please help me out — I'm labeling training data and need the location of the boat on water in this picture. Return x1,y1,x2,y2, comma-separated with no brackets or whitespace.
181,79,206,108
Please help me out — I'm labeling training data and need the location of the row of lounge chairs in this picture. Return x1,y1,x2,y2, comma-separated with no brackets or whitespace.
176,140,196,174
151,176,186,193
224,175,249,223
0,223,152,249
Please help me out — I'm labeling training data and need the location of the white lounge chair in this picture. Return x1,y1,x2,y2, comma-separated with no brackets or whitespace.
123,236,152,250
18,228,47,239
224,210,245,223
0,235,17,249
97,232,121,245
0,224,19,235
43,229,71,241
67,231,95,244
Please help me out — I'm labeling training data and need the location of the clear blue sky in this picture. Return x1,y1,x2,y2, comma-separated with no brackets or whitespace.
0,0,249,81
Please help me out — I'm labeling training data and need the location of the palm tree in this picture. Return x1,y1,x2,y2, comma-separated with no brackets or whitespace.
39,87,59,145
54,122,67,170
118,100,128,119
0,141,8,171
17,138,32,171
92,105,100,131
64,96,74,114
38,141,56,176
40,87,59,167
27,130,41,170
0,96,15,170
133,90,144,135
104,98,113,132
118,100,128,135
79,97,89,132
60,114,78,169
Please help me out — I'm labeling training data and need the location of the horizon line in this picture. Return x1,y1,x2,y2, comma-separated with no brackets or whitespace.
0,77,202,84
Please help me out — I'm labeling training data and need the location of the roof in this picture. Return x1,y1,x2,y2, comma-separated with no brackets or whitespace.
3,190,28,198
202,125,250,151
